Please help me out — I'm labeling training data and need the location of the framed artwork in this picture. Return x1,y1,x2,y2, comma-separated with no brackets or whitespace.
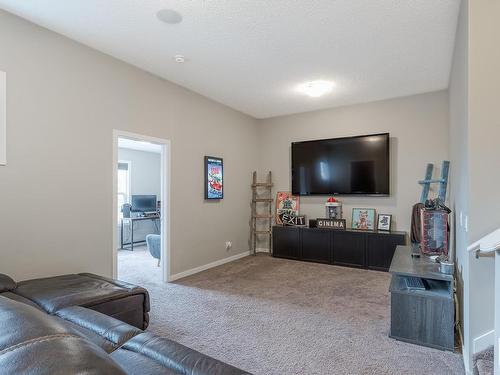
204,156,223,199
0,71,5,165
276,192,299,225
377,214,392,231
351,208,376,230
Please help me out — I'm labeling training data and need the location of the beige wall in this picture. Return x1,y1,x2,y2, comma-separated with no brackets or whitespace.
449,1,500,370
118,148,161,200
467,0,499,366
469,0,500,241
256,91,449,248
0,10,258,280
448,0,474,370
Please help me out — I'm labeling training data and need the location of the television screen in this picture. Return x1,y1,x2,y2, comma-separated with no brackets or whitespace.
291,133,389,195
132,195,157,212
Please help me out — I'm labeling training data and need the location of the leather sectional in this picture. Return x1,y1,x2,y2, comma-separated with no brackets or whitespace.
0,273,250,374
11,272,150,329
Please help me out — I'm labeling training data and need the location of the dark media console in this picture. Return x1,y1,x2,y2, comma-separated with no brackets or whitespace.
272,225,406,271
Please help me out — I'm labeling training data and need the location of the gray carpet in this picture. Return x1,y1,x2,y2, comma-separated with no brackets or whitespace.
118,251,465,375
473,346,494,375
118,246,162,281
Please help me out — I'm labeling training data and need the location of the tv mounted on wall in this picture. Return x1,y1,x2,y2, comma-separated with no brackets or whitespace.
291,133,390,196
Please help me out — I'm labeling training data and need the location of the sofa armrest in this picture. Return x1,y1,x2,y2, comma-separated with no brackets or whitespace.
119,332,251,375
78,273,150,312
0,274,16,292
55,306,143,348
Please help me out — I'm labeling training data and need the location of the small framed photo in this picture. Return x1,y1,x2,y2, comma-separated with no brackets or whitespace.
352,208,376,230
377,214,392,231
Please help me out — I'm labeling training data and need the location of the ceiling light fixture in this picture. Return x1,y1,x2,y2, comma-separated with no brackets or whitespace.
296,80,335,98
156,9,183,24
174,54,186,63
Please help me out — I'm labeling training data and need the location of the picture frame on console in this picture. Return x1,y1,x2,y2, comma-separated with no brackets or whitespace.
351,208,376,230
275,192,299,225
377,214,392,231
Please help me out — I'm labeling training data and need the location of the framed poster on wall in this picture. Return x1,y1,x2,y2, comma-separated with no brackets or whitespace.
204,156,223,199
0,71,5,166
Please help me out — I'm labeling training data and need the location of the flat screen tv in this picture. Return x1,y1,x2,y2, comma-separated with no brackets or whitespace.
131,195,157,212
291,133,390,196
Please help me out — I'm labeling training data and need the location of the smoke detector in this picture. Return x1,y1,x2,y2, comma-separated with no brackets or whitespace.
174,55,186,63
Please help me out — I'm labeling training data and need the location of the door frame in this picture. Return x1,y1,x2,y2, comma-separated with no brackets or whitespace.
112,129,171,282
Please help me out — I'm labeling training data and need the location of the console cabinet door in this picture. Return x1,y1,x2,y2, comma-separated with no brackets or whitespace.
272,226,300,259
367,233,406,271
301,228,331,264
332,231,366,268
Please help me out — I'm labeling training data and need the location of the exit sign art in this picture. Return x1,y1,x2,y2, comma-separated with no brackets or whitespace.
279,213,306,226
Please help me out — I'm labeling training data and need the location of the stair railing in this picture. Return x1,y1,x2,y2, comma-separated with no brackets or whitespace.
467,227,500,375
468,228,500,258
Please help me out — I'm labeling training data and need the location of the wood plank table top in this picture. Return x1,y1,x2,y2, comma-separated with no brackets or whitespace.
389,245,453,282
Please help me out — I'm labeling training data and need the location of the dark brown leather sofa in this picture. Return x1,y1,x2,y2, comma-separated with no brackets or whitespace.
0,273,250,375
10,272,150,329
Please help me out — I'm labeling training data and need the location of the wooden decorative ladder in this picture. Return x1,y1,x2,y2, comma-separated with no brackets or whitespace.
418,160,450,203
251,171,273,256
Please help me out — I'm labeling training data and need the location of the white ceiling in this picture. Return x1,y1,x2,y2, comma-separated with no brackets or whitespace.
0,1,461,119
118,138,162,154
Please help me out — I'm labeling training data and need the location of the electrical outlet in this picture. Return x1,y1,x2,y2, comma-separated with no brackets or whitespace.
225,241,232,251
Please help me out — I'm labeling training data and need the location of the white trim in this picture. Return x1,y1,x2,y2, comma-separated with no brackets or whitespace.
117,159,131,223
0,71,6,165
112,130,171,283
473,330,495,354
463,344,471,375
457,317,470,374
169,251,250,281
117,159,132,198
468,228,500,253
256,248,270,253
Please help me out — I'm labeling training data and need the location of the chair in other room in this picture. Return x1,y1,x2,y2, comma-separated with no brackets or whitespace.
145,234,161,266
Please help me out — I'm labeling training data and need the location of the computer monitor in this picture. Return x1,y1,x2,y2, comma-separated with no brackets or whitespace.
131,195,157,213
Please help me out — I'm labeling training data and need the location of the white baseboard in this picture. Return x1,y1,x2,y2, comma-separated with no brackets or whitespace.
256,248,270,253
463,344,472,375
169,251,250,281
473,329,495,354
458,325,471,374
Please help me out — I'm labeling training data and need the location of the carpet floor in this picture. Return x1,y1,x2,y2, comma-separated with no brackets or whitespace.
118,246,162,281
118,250,465,375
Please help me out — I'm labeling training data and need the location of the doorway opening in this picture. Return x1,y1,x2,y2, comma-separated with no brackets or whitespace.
113,130,171,283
